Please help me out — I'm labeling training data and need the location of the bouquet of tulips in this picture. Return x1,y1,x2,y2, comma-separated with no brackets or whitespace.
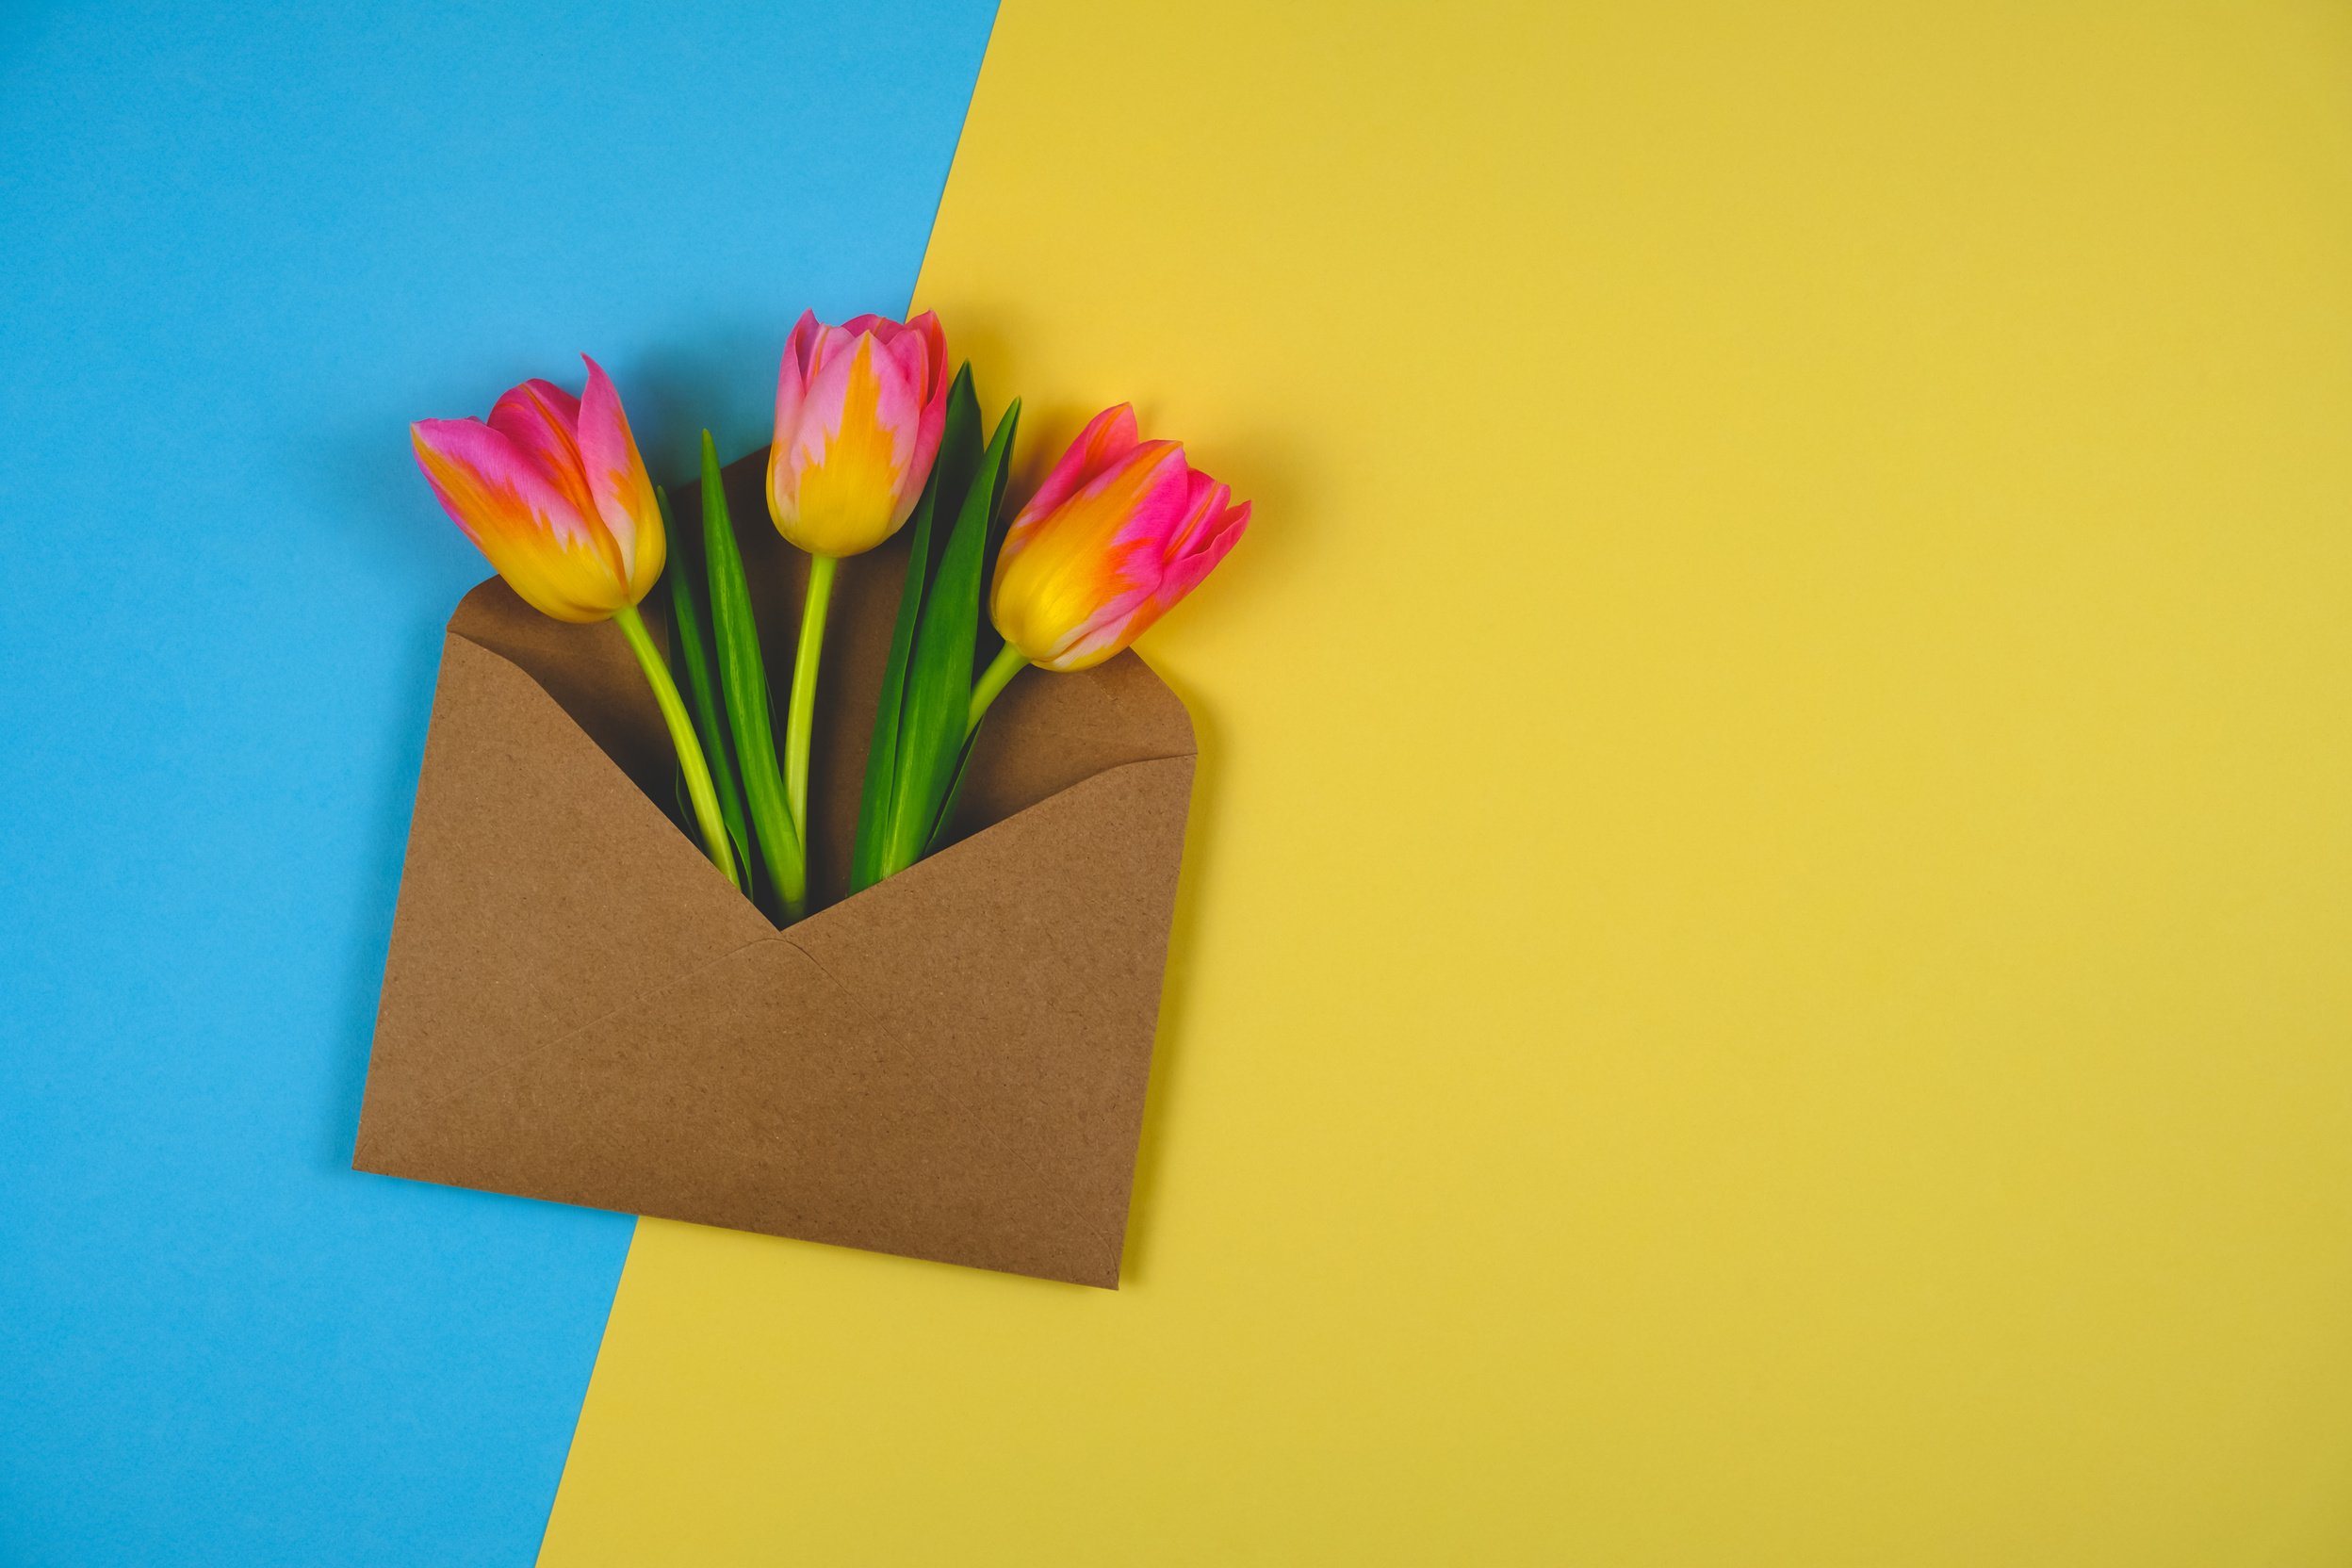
409,313,1247,924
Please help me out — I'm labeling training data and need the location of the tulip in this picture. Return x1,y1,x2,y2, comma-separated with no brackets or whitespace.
766,310,949,856
767,309,948,557
412,358,740,889
968,403,1249,732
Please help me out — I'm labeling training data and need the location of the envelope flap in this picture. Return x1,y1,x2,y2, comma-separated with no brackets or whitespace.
939,635,1196,853
362,933,875,1235
360,750,1197,1286
446,576,679,809
358,630,772,1173
771,754,1199,1282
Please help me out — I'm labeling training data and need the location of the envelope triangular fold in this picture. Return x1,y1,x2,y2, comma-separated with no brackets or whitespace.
355,632,772,1179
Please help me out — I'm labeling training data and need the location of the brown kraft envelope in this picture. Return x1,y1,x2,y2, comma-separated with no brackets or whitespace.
351,449,1197,1288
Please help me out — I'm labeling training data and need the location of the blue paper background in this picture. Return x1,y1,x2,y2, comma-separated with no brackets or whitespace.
0,2,994,1560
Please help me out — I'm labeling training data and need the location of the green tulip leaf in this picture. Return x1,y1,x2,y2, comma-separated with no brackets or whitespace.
884,395,1020,879
850,364,984,894
661,484,751,892
700,430,802,922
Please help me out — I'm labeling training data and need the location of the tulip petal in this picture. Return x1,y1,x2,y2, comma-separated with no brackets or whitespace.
486,380,596,524
777,333,920,553
994,440,1189,670
871,327,927,414
411,416,628,622
575,355,665,598
873,321,944,512
1014,403,1140,531
1064,487,1247,664
847,311,946,401
905,311,946,398
1140,498,1249,626
774,309,822,446
1155,467,1238,566
895,312,951,517
801,319,861,384
1205,498,1251,557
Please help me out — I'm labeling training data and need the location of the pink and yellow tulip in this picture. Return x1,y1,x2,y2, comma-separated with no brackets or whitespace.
411,359,739,889
766,310,949,558
412,358,664,623
766,310,951,860
972,404,1249,726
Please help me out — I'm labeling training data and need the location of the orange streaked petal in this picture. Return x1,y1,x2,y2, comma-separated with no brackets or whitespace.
988,410,1248,672
1011,403,1139,534
411,417,630,622
485,379,596,525
575,355,664,599
772,333,917,555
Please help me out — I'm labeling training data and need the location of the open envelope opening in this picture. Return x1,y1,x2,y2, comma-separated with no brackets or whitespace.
352,450,1196,1287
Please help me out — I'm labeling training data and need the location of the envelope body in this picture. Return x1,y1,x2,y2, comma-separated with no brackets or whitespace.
352,455,1196,1288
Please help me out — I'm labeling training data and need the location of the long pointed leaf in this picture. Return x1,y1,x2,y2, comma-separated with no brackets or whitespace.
884,397,1019,877
661,485,751,891
848,486,929,893
850,365,984,893
941,406,1023,848
973,401,1022,673
700,430,800,922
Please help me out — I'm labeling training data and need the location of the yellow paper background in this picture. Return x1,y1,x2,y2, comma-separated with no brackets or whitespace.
541,2,2352,1560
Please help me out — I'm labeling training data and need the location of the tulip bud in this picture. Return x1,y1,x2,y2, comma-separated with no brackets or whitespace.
411,359,741,890
411,356,664,622
766,310,949,558
989,403,1250,673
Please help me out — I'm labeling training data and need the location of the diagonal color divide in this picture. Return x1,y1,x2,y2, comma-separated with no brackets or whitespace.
543,1,2352,1563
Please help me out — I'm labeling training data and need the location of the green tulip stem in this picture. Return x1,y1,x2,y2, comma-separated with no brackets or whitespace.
967,642,1029,740
613,601,741,890
784,551,838,858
